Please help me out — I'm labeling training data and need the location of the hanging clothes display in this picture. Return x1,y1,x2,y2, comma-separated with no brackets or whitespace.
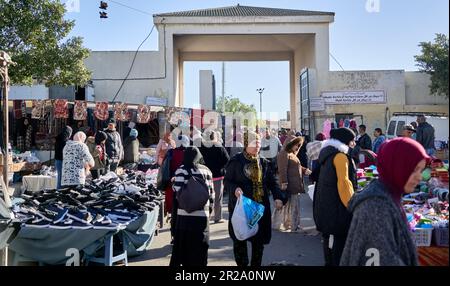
94,102,109,121
31,100,45,119
344,118,350,128
323,119,332,139
73,100,88,121
13,100,25,119
54,99,69,119
114,102,130,122
349,119,357,130
338,119,344,128
137,104,151,123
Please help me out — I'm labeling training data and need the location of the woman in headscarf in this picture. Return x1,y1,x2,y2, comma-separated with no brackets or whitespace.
61,131,94,188
224,130,286,266
169,146,214,266
155,130,176,166
276,136,311,232
340,137,429,266
55,126,73,189
86,131,108,179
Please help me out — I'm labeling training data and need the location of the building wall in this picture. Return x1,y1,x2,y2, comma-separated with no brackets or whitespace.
311,70,449,138
84,51,170,104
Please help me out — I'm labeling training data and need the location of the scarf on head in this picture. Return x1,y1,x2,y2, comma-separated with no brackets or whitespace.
243,150,264,203
377,137,429,208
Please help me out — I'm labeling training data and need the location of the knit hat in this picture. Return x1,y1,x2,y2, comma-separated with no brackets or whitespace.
377,137,430,205
243,130,261,148
107,118,116,125
315,132,326,141
129,129,138,138
95,131,107,145
330,128,355,145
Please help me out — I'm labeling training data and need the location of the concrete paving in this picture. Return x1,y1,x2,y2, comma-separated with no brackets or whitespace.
129,193,324,266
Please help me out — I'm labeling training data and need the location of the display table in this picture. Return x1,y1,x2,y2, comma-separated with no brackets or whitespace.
21,175,57,193
8,207,159,265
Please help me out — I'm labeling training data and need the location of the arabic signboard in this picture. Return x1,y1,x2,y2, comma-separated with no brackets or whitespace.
321,90,386,105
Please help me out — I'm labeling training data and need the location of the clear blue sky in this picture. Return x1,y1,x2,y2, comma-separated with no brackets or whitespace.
65,0,449,119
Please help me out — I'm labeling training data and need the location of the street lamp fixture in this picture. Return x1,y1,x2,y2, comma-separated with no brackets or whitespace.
256,87,264,114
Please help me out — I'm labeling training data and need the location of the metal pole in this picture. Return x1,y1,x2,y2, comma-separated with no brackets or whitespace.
221,62,225,113
0,50,13,267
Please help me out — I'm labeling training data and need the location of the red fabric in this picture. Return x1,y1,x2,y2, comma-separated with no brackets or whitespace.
418,247,449,266
54,99,69,119
358,150,377,169
377,137,430,204
96,145,105,161
94,102,109,121
338,119,344,128
164,149,185,215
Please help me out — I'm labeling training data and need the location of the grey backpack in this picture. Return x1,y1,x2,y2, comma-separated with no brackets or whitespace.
177,171,210,213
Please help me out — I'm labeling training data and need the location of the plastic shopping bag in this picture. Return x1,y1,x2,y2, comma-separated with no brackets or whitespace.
241,195,265,228
308,184,315,202
271,208,283,230
231,196,259,241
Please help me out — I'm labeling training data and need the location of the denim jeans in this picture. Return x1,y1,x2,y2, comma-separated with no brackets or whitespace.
55,160,63,190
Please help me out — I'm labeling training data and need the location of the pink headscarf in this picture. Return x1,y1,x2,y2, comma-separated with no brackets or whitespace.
377,137,429,205
73,131,87,143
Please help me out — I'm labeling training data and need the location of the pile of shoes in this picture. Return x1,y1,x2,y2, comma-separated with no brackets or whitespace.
39,165,57,177
12,171,164,230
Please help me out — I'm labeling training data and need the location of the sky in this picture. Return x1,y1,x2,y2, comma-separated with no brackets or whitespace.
64,0,449,119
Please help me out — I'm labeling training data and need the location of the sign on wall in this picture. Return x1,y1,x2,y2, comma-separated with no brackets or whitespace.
310,97,325,111
146,96,168,106
321,90,386,105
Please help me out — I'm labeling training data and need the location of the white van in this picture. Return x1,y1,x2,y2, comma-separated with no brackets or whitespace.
386,113,449,142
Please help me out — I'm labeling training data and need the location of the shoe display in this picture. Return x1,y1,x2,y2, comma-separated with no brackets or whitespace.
13,169,164,230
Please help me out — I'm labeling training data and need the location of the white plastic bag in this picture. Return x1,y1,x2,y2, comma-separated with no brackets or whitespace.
308,184,315,201
231,196,259,240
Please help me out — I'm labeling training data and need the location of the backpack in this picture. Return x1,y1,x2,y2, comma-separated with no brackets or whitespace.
176,170,210,213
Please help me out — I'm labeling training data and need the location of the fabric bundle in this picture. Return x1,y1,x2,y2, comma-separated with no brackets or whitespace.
94,102,109,121
53,99,69,119
137,104,151,123
31,100,45,119
73,100,88,121
114,102,130,122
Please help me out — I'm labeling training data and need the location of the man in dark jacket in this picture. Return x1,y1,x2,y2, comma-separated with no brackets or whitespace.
104,118,123,173
356,125,372,150
416,115,436,156
313,127,357,266
199,131,230,223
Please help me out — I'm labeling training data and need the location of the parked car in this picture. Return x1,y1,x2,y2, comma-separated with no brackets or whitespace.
386,113,449,143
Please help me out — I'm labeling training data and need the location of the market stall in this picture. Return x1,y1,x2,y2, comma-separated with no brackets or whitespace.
7,170,164,265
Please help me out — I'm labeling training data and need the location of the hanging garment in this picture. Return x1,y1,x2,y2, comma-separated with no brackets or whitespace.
54,99,69,119
137,104,151,123
349,119,357,130
323,119,332,139
114,102,130,122
339,119,344,128
73,100,88,121
31,100,45,119
13,100,24,119
94,102,109,121
344,119,350,128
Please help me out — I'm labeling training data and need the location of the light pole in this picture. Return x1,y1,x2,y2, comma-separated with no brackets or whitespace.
256,88,264,114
